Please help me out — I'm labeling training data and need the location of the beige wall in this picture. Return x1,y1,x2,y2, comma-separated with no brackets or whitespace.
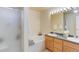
28,9,52,35
40,10,51,34
28,9,40,36
24,8,29,52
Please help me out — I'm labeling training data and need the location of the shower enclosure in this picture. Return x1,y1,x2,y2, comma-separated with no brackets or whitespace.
0,7,22,52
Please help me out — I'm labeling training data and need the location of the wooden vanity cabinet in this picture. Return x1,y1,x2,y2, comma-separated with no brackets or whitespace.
45,35,79,52
45,36,54,51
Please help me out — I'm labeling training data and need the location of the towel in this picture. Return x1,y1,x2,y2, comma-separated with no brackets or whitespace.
29,40,34,46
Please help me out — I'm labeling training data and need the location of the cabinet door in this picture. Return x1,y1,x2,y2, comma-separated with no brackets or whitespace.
45,36,54,51
49,39,54,51
63,41,79,52
53,39,63,52
63,46,79,52
63,41,79,50
45,37,51,49
54,47,62,52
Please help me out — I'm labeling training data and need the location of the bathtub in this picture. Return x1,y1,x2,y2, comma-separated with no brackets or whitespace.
28,35,45,52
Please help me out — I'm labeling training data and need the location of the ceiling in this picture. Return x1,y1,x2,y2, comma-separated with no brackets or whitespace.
29,7,66,12
10,7,24,10
30,7,50,12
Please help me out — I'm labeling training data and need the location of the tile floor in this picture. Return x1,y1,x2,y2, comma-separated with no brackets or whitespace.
42,49,50,52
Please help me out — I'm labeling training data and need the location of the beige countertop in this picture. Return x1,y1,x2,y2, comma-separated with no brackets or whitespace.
46,34,79,44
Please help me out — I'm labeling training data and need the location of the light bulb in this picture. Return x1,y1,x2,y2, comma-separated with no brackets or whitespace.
60,9,63,12
74,10,78,13
52,12,54,14
56,10,58,13
54,11,56,14
63,8,66,10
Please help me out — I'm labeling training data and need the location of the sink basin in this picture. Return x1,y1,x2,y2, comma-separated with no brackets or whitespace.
67,37,75,40
47,34,57,37
67,37,79,43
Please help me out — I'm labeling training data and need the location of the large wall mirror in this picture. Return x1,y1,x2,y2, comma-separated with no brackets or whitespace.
50,7,79,37
64,11,76,36
51,12,64,33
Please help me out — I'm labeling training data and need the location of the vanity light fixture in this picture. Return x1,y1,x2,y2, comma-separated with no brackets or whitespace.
50,7,72,15
70,7,79,13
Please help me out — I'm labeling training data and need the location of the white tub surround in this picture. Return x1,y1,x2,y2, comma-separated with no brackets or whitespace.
28,35,45,52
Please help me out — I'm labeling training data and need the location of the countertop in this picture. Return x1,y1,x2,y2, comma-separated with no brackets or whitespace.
46,34,79,44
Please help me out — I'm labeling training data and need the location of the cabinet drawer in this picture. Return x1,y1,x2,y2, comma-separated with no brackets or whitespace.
63,41,79,50
45,36,53,40
63,46,79,52
54,39,62,44
54,47,62,52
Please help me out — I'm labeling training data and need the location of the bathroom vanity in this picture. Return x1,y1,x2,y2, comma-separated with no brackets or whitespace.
45,7,79,52
45,34,79,52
